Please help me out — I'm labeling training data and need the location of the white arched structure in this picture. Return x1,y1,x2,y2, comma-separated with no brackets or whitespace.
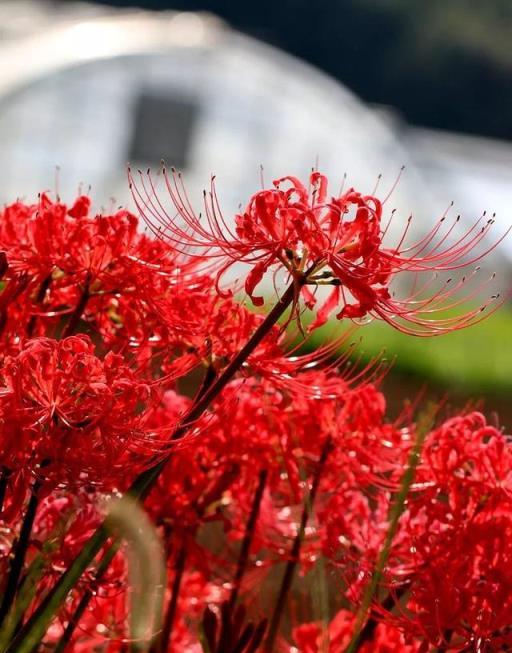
0,2,426,226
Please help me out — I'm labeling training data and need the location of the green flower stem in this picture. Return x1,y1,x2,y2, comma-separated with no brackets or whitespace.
0,482,41,630
52,542,121,653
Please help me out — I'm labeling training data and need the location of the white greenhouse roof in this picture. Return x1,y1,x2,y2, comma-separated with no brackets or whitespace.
0,2,424,226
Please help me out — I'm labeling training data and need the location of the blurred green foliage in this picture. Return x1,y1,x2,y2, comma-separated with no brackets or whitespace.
309,307,512,394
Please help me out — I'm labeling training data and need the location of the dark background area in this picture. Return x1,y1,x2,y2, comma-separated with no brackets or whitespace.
85,0,512,141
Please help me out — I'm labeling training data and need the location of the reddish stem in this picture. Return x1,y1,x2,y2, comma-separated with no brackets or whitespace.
26,274,52,337
157,544,187,653
0,482,41,628
0,467,11,514
228,470,268,612
61,272,91,338
264,436,332,652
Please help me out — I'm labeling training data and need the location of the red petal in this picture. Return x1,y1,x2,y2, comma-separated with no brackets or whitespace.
68,195,91,219
308,286,340,331
245,261,269,306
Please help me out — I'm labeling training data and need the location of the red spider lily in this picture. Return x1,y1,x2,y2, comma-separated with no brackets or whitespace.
145,372,395,613
0,194,174,284
376,413,512,650
140,273,285,378
150,373,403,583
316,412,512,652
139,265,378,389
0,194,185,348
0,335,162,491
291,608,419,652
145,389,232,536
130,167,507,336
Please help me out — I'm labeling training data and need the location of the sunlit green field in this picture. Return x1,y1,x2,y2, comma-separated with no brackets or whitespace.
308,306,512,395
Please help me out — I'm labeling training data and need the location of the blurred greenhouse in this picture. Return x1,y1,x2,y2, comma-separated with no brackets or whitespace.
0,1,424,213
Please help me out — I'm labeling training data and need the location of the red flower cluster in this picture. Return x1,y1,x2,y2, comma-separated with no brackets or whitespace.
0,335,158,495
0,173,508,653
131,168,506,334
